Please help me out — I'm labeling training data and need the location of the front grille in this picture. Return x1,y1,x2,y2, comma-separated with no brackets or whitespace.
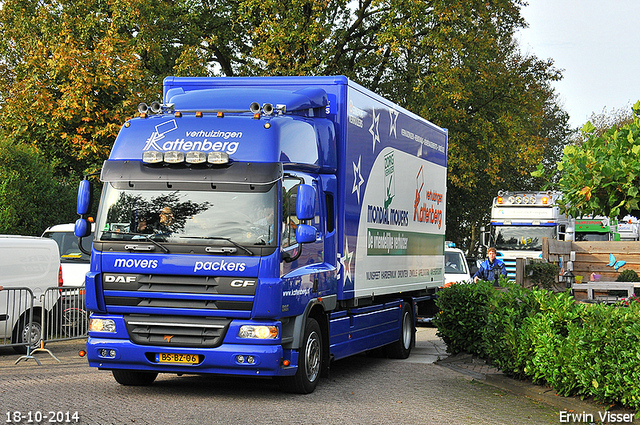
502,258,517,279
102,274,255,314
124,314,231,347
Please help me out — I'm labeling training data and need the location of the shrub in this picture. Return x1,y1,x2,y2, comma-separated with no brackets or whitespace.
0,140,77,235
482,280,542,378
435,282,640,410
434,280,493,355
616,269,640,282
522,291,582,394
525,260,559,289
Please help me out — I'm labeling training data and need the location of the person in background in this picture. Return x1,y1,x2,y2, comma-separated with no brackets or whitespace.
473,247,507,286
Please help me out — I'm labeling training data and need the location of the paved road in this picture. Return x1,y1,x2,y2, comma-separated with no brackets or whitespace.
0,328,596,425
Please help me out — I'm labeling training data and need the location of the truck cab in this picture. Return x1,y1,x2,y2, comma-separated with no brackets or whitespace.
484,191,568,279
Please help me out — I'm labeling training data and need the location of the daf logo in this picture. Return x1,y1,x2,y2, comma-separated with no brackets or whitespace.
230,280,256,288
104,275,137,283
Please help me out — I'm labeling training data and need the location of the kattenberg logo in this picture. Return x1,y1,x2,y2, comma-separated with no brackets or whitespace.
142,119,242,155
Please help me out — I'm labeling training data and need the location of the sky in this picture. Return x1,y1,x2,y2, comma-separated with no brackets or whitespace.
517,0,640,128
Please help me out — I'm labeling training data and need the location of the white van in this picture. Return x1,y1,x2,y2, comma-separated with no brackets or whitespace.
0,235,61,352
42,223,93,287
444,242,472,286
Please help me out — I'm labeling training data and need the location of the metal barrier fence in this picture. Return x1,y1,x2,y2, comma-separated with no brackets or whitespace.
0,287,36,351
0,285,87,365
40,286,88,344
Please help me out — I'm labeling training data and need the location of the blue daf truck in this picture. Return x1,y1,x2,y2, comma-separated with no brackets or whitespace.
74,76,448,393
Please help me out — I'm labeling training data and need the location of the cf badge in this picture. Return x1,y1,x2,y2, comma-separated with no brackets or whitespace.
230,280,256,288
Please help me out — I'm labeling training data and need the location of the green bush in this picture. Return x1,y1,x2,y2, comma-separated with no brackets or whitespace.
435,282,640,410
434,280,493,356
525,260,560,289
482,280,541,378
617,269,640,282
0,140,77,235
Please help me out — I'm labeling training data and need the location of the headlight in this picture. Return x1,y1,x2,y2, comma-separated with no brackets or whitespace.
89,318,116,333
238,325,278,339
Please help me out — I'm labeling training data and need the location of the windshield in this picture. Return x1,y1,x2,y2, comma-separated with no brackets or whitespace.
490,225,556,251
43,230,93,263
95,181,278,247
575,232,609,242
445,251,468,275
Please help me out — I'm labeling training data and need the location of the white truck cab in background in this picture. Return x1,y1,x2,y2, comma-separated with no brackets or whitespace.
0,235,61,352
42,223,93,287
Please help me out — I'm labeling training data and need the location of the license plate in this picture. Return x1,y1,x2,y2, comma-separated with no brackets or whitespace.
156,353,200,364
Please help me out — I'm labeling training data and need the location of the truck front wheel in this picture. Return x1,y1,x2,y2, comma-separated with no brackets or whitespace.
112,370,158,386
278,317,322,394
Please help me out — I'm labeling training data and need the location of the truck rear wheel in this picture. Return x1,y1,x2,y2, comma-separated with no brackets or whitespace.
112,370,158,386
278,317,322,394
386,302,414,359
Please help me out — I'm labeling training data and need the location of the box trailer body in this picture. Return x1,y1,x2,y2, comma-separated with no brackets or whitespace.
75,76,447,392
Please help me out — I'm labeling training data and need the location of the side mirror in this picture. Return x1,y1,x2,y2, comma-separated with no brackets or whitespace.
75,218,92,238
296,184,315,221
77,179,93,215
296,224,316,244
481,230,490,248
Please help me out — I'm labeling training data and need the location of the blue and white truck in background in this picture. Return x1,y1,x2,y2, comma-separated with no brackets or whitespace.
74,76,448,393
483,190,570,279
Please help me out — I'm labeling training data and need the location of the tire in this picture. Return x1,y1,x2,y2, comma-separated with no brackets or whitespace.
112,370,158,386
62,308,87,337
386,302,414,359
278,317,323,394
12,314,42,354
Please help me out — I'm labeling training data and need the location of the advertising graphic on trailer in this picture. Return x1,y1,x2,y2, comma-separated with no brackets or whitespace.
344,87,447,298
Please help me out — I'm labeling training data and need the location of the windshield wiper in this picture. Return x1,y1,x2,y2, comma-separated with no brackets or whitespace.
181,236,254,256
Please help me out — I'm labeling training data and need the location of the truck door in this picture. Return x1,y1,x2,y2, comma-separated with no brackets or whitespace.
281,174,336,313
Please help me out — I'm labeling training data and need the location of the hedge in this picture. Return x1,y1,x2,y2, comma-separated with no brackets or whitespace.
434,280,640,410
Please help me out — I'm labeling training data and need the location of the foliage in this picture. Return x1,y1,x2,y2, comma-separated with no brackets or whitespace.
433,280,493,356
538,101,640,218
525,260,560,289
436,283,640,410
616,269,640,282
0,140,77,235
577,104,634,143
482,281,541,377
522,290,581,393
0,0,160,179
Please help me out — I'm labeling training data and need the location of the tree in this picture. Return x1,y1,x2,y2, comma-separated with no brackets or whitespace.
0,140,77,235
0,0,158,178
548,101,640,219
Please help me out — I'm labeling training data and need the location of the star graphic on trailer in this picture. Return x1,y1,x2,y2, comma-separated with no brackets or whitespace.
339,238,354,284
352,155,365,203
389,109,399,138
369,107,380,151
